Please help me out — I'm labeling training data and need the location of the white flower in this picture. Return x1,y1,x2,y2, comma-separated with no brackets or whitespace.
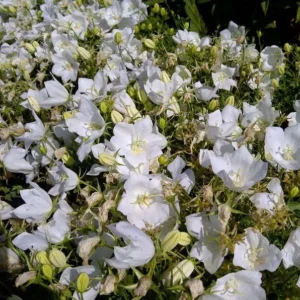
260,46,284,72
117,174,170,229
282,227,300,269
210,145,268,192
167,156,195,194
233,228,282,271
44,80,69,108
265,125,300,170
13,182,52,223
0,201,14,220
52,50,79,83
212,64,236,91
194,81,218,102
186,211,227,274
200,270,266,300
3,146,34,174
59,266,101,300
47,162,78,196
250,178,285,213
66,99,106,161
106,221,155,269
12,231,49,251
109,116,167,167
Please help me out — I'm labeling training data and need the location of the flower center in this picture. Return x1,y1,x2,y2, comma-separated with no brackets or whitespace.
282,146,294,161
228,169,244,187
135,192,152,208
131,140,145,154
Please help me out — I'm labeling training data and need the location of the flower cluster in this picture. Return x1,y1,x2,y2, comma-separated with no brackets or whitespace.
0,0,300,299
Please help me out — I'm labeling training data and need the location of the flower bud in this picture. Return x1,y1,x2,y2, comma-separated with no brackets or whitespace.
98,152,116,166
210,46,218,58
257,31,262,38
284,43,293,53
153,3,160,13
148,23,153,31
178,232,191,246
134,25,140,34
100,102,108,113
225,96,235,106
162,230,180,253
158,118,166,129
160,7,167,16
42,265,53,281
158,155,168,165
76,273,90,293
290,186,299,198
24,43,35,54
127,105,142,120
169,28,175,35
161,71,170,83
62,153,75,167
137,89,148,104
278,64,285,75
144,39,156,49
271,79,279,89
163,260,194,286
141,23,146,30
36,251,50,265
49,249,67,268
32,41,40,49
78,47,91,60
23,71,30,81
184,22,189,30
8,6,16,13
208,99,218,111
111,110,124,124
28,96,41,113
114,32,123,45
127,85,135,97
169,97,180,114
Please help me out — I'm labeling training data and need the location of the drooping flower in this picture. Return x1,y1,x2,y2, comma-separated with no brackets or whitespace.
105,221,155,269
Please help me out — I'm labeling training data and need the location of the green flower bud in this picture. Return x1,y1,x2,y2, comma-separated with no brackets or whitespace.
144,39,156,49
23,71,30,82
78,47,91,60
8,6,16,13
178,232,191,246
210,46,218,58
153,3,160,13
36,251,50,265
141,23,146,30
278,64,285,75
257,31,262,38
76,273,90,294
184,22,189,30
284,43,292,53
147,23,153,31
100,102,108,113
127,86,135,97
134,25,140,34
160,7,167,17
98,152,116,166
49,249,67,268
158,155,168,166
208,99,218,111
169,28,175,35
137,89,148,104
32,41,40,49
225,96,235,106
114,32,123,45
42,265,53,281
39,145,47,156
62,153,75,167
161,71,170,83
76,0,83,6
162,230,180,253
158,118,166,129
290,186,299,198
127,105,142,120
111,110,124,124
24,43,35,54
271,79,279,89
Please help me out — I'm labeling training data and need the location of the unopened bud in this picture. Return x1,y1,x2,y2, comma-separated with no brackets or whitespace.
24,43,35,54
161,70,170,83
76,273,90,293
39,145,47,156
225,96,235,106
211,46,218,58
257,31,262,38
144,39,156,49
162,230,180,253
78,47,91,60
137,89,148,104
290,186,299,198
114,32,123,45
49,249,67,268
28,96,41,113
271,79,279,89
160,7,167,17
98,152,116,166
158,155,168,165
23,71,30,81
127,86,135,97
100,102,107,113
111,110,124,124
178,232,191,246
278,64,285,75
158,118,166,129
153,3,160,13
141,23,146,30
208,99,218,111
42,265,53,281
148,23,153,31
184,22,189,30
36,251,50,265
32,41,40,49
284,43,292,53
169,97,180,114
127,105,141,120
163,260,194,286
8,6,16,13
62,153,75,167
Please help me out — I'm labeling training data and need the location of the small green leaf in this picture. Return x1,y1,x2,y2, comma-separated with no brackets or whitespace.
288,202,300,211
261,1,269,16
184,0,207,34
231,208,247,215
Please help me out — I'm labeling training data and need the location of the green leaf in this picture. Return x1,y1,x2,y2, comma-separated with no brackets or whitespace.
184,0,207,34
296,5,300,23
231,208,247,215
288,202,300,211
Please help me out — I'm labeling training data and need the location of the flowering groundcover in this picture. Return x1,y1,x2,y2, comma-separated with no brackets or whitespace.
0,0,300,299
